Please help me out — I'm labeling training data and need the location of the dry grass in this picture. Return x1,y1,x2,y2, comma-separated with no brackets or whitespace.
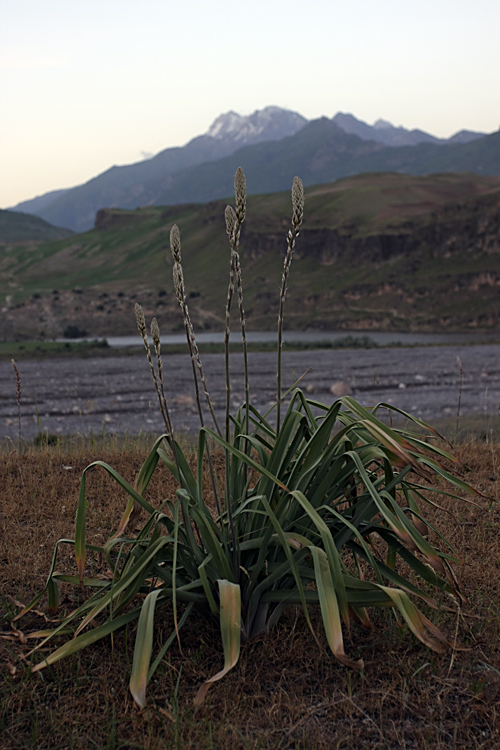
1,438,499,749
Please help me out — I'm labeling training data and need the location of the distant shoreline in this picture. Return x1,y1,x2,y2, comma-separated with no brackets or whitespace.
3,329,500,362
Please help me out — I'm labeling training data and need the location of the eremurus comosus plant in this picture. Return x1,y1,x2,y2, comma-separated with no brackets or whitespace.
15,168,481,708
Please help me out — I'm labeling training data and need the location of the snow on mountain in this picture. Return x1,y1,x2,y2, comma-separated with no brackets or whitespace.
373,118,393,130
206,106,307,145
10,106,492,233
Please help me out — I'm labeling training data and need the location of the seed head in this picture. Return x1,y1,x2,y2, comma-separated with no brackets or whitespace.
11,358,21,399
291,176,304,231
150,317,160,348
234,167,246,224
134,303,147,336
173,263,185,305
170,224,181,264
225,205,237,242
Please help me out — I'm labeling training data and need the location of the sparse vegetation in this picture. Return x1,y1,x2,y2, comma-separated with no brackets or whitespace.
1,437,499,749
0,339,110,360
2,172,500,340
8,170,489,734
62,324,88,339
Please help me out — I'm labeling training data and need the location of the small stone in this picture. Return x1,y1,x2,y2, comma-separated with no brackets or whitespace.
172,394,195,407
330,381,351,397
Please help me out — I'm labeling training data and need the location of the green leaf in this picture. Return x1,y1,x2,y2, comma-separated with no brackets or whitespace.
130,589,163,708
194,580,241,706
309,546,363,669
290,490,350,627
32,607,142,673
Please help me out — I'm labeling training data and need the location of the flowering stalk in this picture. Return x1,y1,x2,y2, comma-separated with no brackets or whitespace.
170,225,221,437
276,177,304,432
170,225,222,520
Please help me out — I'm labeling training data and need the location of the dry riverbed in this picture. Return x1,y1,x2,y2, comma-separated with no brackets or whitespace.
1,344,500,440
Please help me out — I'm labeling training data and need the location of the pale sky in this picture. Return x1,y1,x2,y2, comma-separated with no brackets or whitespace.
1,0,499,208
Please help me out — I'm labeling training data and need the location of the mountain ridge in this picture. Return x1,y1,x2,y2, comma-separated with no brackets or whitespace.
9,107,497,233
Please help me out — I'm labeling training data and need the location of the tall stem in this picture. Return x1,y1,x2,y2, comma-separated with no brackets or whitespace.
276,177,304,433
170,225,222,520
234,251,249,438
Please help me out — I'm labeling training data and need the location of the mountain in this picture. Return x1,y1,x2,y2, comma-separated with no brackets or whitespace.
2,172,500,341
10,188,73,215
98,120,500,209
447,129,488,145
332,112,486,147
332,113,441,146
0,209,73,243
11,107,307,232
206,106,307,145
9,107,497,233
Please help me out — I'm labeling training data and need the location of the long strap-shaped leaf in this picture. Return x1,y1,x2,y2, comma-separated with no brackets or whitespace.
193,580,241,706
75,461,158,583
14,538,75,621
31,606,143,673
256,495,318,642
290,490,350,628
202,427,290,492
112,435,167,540
128,592,195,709
375,585,450,653
130,589,163,708
75,536,173,636
309,546,363,669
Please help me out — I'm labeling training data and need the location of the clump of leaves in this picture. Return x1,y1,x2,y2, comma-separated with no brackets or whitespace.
15,170,480,708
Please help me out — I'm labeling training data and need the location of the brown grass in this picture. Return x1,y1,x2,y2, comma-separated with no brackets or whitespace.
1,438,499,749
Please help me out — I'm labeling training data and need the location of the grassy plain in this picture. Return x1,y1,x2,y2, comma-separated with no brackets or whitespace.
1,437,499,749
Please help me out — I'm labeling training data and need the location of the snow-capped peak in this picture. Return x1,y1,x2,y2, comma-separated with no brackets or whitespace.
373,118,394,130
206,106,307,145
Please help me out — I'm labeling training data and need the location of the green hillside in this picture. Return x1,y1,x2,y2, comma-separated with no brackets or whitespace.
2,172,500,340
0,209,73,243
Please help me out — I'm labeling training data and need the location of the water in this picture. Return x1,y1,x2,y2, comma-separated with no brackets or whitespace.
79,330,500,348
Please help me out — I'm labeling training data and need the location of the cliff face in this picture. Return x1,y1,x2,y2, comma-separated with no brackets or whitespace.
243,204,500,266
232,201,500,333
94,209,152,231
3,178,500,340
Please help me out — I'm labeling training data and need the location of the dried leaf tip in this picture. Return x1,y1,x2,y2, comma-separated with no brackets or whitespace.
234,167,246,224
291,176,304,231
170,224,181,263
225,205,237,242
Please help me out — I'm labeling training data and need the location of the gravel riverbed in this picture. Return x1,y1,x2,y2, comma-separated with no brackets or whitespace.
1,345,500,440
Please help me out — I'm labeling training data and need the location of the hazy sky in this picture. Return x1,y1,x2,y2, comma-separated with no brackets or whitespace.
1,0,499,208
